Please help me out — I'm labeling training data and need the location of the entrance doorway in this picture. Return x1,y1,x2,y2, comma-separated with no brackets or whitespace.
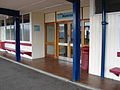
45,20,90,60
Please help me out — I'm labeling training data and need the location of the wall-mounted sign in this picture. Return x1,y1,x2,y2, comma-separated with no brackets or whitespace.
34,25,40,31
57,12,73,19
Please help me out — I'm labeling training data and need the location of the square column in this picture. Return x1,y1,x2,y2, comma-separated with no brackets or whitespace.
14,17,21,62
72,0,81,81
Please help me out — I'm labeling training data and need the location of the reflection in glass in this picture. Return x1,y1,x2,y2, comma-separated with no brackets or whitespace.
59,24,68,43
11,25,15,40
84,22,90,45
71,23,81,44
59,46,67,57
6,26,11,40
23,23,30,41
23,14,30,23
46,24,54,42
47,45,54,55
71,47,73,58
20,24,23,41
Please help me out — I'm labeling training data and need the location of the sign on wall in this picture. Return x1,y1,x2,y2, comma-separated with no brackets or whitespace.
57,12,73,19
34,25,40,31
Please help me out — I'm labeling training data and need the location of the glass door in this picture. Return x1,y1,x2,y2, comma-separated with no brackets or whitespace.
57,22,73,61
45,23,55,58
57,20,90,60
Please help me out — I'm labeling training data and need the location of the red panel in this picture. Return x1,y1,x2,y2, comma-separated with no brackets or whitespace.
3,41,32,56
0,42,5,49
4,41,32,46
5,48,32,56
110,67,120,76
117,52,120,57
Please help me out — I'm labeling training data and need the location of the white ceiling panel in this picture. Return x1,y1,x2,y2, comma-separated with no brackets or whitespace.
0,0,71,13
0,0,89,19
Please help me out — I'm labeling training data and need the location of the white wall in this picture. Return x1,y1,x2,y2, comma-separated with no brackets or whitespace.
31,12,45,59
89,0,120,81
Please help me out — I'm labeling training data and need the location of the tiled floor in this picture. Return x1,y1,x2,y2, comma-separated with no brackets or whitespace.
0,51,120,90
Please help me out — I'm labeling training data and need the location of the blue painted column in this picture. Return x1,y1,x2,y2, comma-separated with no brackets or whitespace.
101,0,107,78
72,0,81,81
14,16,21,62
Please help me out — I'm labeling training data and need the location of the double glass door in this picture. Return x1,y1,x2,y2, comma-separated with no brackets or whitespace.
45,20,90,59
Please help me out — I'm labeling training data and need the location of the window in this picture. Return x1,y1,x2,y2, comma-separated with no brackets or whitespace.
4,14,30,42
6,17,14,25
0,20,4,26
23,14,30,23
23,23,30,41
0,26,5,40
46,24,54,42
59,46,67,57
5,25,15,40
95,0,120,14
20,23,30,42
59,24,68,43
20,14,30,41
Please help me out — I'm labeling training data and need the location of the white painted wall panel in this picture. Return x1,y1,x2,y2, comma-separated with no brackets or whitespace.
45,13,55,23
83,7,90,19
89,12,120,81
31,12,45,59
89,15,102,76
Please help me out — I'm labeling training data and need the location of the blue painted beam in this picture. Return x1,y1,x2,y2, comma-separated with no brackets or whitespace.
14,17,21,62
72,0,81,81
66,0,74,3
101,0,107,78
0,8,19,17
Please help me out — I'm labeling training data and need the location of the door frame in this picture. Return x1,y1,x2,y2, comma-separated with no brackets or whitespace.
44,22,57,58
56,21,73,58
81,19,90,47
44,19,90,58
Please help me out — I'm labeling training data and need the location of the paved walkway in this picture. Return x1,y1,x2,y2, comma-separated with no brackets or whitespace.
0,57,95,90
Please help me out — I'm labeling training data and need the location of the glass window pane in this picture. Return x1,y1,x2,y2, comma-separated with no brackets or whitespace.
23,23,30,41
23,14,30,23
71,23,81,44
84,22,90,45
71,47,73,58
59,46,67,57
0,27,5,40
0,20,4,26
47,45,54,55
0,27,1,40
11,25,15,40
6,26,11,40
46,24,54,42
20,15,22,23
59,24,68,43
20,24,23,41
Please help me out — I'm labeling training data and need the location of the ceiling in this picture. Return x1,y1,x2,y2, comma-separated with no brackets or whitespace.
0,0,72,14
0,0,89,19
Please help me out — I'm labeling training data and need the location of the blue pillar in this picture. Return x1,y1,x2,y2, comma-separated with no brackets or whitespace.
101,0,107,78
72,0,81,81
14,17,21,62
